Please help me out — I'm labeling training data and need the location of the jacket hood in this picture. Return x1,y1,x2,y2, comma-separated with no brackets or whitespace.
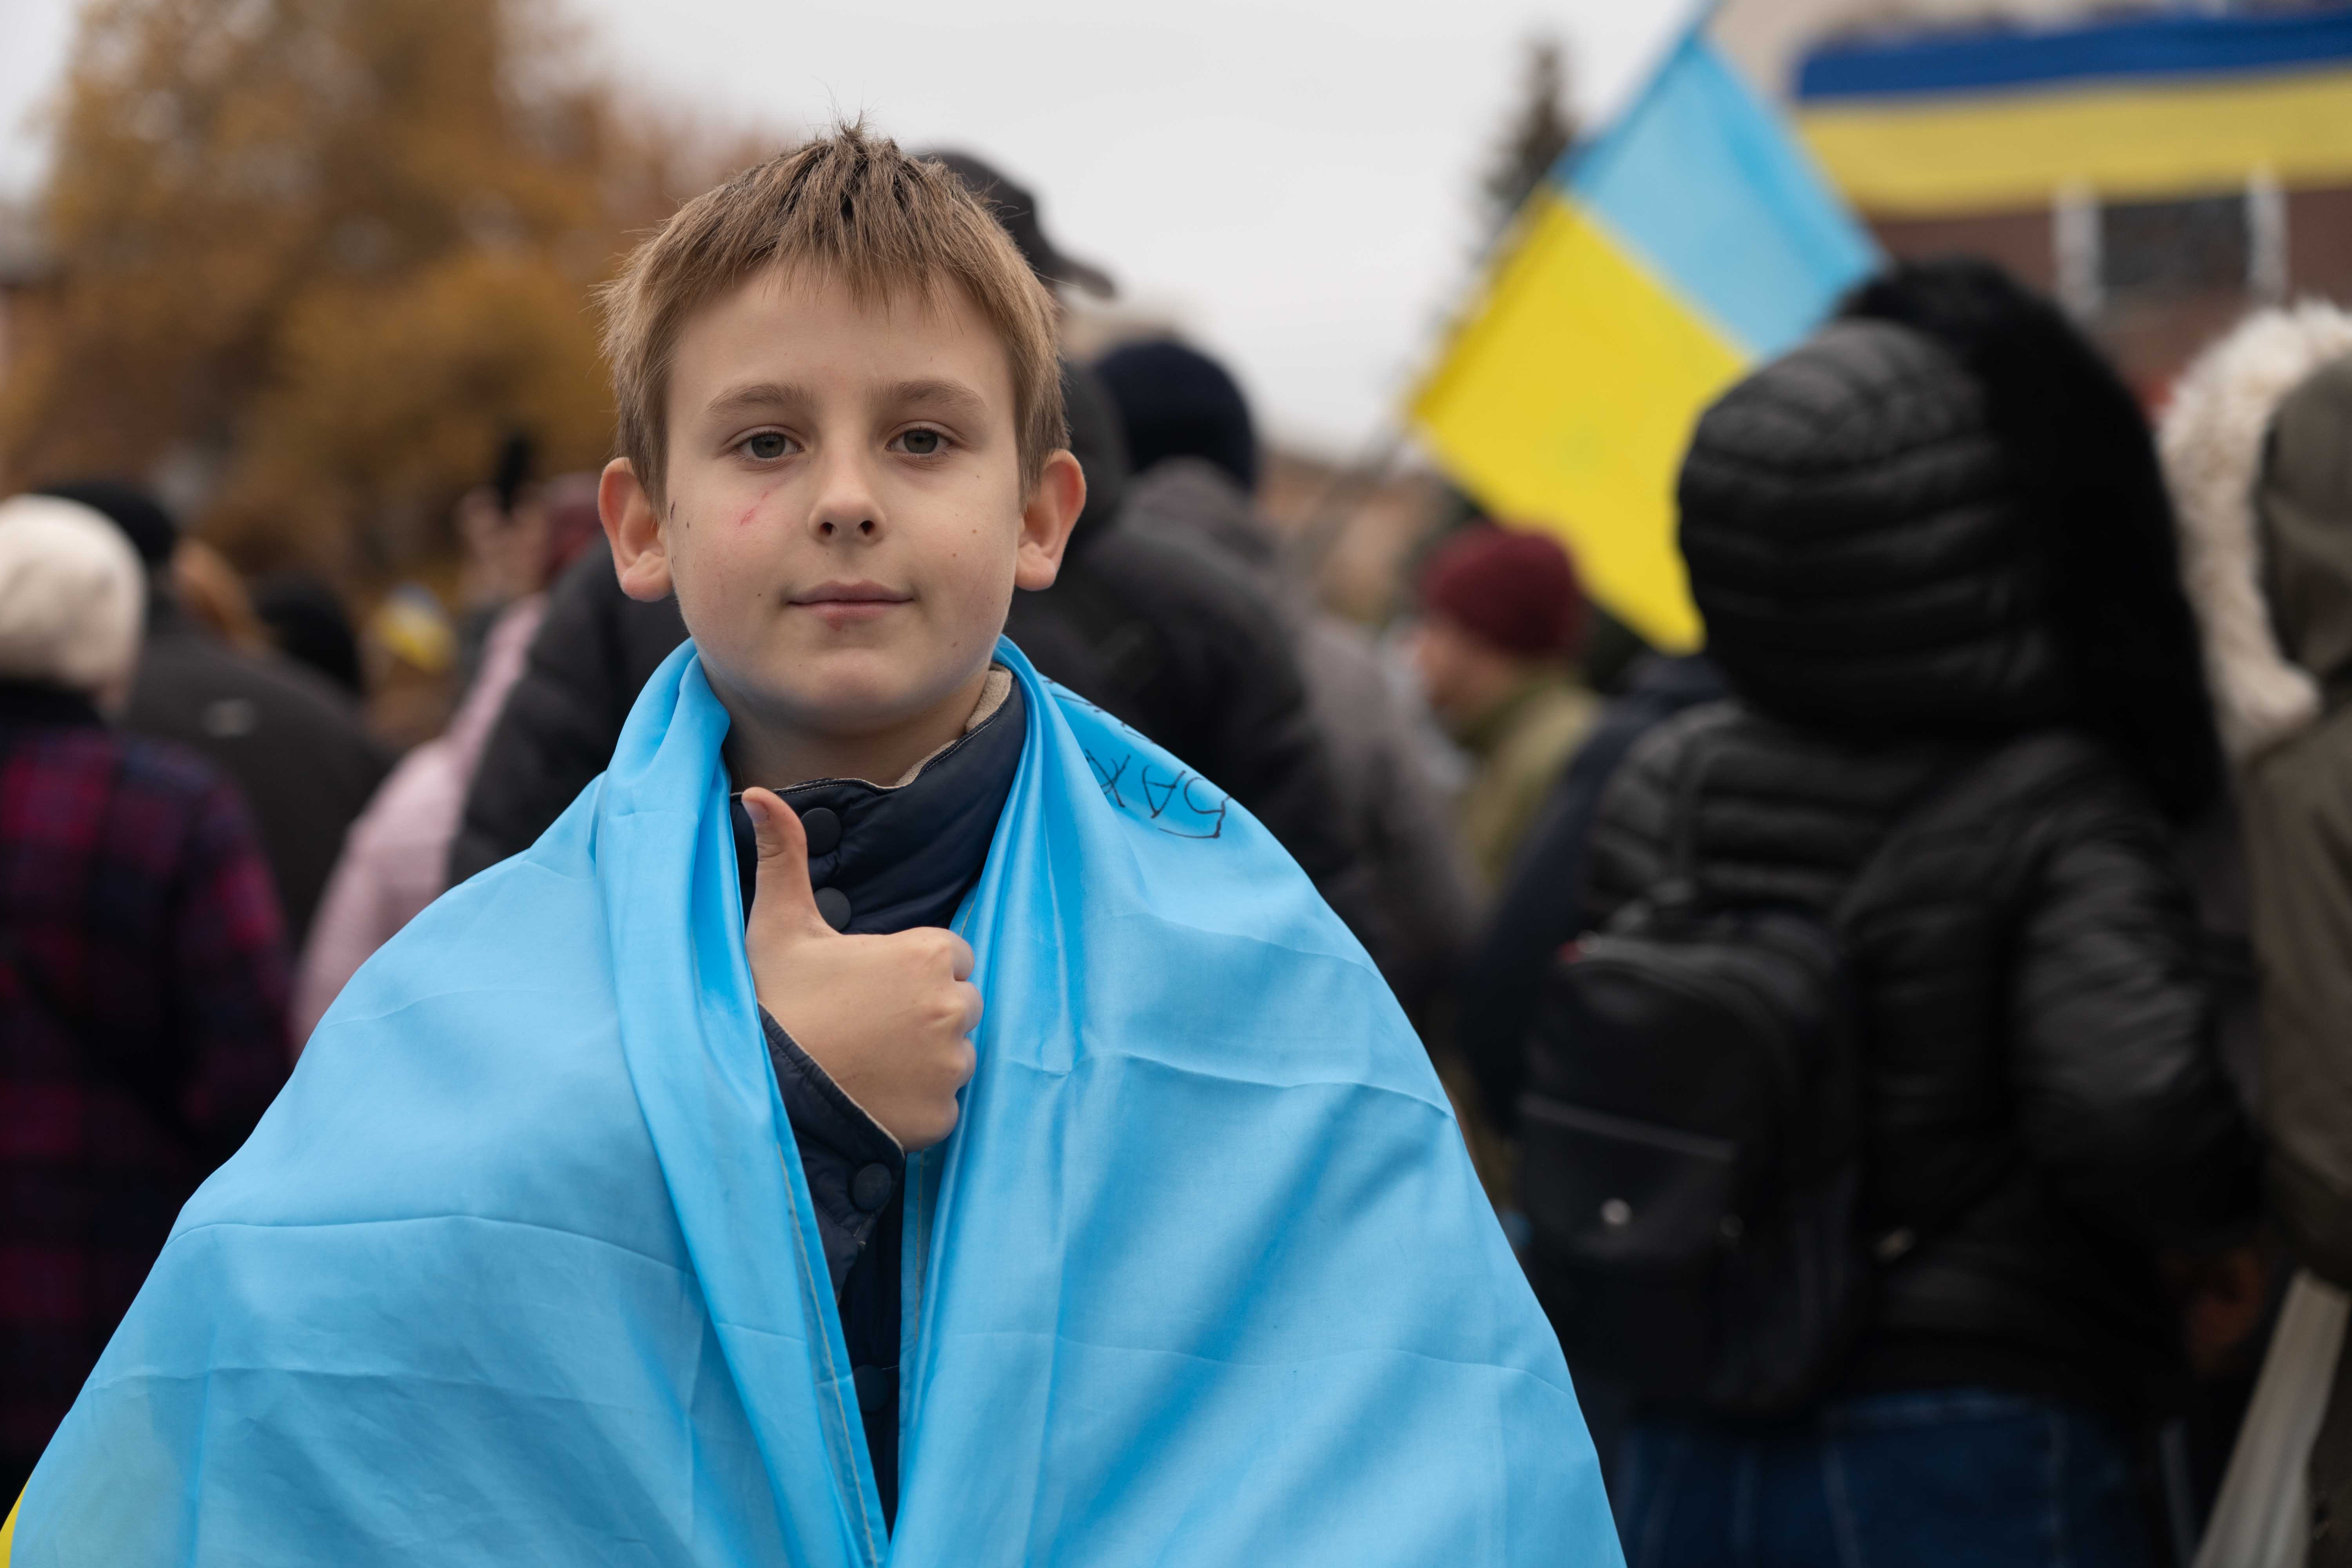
2159,301,2352,761
1679,258,2220,823
2263,355,2352,704
1840,258,2220,822
1679,317,2071,740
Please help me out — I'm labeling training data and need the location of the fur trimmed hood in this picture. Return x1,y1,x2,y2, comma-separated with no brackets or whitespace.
2160,301,2352,763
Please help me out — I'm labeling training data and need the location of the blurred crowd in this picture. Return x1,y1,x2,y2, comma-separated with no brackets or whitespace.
6,145,2352,1568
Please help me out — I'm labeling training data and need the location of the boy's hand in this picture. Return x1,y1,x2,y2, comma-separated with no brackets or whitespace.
741,788,980,1151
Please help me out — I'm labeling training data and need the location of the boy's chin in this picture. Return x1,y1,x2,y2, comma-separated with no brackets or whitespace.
715,653,980,737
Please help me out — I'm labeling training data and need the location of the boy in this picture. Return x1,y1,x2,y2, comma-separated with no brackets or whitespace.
5,128,1615,1566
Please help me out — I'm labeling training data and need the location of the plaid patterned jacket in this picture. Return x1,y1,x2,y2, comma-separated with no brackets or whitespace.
0,684,292,1495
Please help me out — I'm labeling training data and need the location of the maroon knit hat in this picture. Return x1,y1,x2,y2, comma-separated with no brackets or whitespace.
1418,524,1585,657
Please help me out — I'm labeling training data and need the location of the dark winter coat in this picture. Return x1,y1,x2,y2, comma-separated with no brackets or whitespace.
1456,652,1724,1131
1122,458,1473,1011
125,603,392,945
450,367,1379,951
0,684,292,1495
1576,299,2255,1421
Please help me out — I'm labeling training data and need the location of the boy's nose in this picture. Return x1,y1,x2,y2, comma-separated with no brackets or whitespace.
808,454,884,541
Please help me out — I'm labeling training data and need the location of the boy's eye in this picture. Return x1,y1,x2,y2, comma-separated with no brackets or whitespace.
895,428,944,456
741,432,792,461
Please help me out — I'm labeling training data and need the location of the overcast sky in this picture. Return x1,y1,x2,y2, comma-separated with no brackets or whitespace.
0,0,1686,453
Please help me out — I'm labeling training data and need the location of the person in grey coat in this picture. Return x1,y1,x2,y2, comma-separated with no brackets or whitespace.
2164,302,2352,1565
1096,339,1474,1015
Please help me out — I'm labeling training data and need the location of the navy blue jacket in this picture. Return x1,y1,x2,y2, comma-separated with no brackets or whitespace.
731,679,1025,1531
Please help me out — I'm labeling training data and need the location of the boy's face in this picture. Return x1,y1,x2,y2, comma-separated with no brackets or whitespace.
602,265,1081,746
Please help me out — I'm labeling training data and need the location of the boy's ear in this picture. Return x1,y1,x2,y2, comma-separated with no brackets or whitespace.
1013,449,1087,592
600,457,674,603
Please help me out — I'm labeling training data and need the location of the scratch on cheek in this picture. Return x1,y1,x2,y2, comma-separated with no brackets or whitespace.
737,483,781,530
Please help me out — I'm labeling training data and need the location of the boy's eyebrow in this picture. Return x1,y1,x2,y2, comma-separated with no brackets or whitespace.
702,381,809,422
699,378,991,426
883,378,990,425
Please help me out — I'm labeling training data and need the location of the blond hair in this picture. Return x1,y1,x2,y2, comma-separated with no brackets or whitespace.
0,495,145,695
598,123,1065,503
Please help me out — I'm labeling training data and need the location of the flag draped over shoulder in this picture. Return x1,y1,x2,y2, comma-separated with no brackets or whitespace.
1413,26,1878,650
4,640,1619,1568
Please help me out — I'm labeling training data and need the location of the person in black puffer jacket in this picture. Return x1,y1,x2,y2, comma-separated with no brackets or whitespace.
1587,261,2258,1568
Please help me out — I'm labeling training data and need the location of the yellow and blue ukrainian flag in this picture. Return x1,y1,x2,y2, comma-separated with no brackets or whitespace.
1795,6,2352,215
1414,24,1877,650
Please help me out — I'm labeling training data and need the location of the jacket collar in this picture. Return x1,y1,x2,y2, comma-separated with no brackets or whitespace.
729,670,1025,935
1453,668,1577,757
0,681,105,728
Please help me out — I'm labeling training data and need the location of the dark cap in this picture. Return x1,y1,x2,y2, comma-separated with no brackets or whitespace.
33,479,178,567
924,150,1115,300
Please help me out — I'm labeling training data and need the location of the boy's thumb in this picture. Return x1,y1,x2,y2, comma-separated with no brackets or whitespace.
742,788,829,940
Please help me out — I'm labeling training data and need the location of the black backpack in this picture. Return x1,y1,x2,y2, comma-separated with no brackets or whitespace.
1518,727,1972,1416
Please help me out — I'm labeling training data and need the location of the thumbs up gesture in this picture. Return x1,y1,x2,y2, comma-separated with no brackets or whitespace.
741,788,980,1151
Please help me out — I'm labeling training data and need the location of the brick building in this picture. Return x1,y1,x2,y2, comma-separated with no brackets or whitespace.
1717,0,2352,399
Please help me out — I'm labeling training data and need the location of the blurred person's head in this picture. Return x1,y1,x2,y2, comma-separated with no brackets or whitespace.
1678,256,2218,821
454,482,547,608
593,122,1084,779
0,494,147,711
1412,524,1584,731
32,479,177,575
1094,340,1258,493
172,539,269,653
921,150,1115,304
253,573,365,695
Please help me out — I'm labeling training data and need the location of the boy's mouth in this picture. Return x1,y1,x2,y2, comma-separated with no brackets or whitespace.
790,580,913,627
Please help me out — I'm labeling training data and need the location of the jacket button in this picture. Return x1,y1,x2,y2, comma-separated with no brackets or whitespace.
852,1163,894,1213
799,805,842,856
853,1364,893,1413
814,886,851,930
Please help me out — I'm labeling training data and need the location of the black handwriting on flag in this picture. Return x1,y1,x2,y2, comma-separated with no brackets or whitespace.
1083,749,1227,841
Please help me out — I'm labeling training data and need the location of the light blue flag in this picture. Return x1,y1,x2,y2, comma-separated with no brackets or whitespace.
9,639,1619,1566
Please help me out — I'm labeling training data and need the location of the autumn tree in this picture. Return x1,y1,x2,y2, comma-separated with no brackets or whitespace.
1478,37,1579,246
0,0,771,578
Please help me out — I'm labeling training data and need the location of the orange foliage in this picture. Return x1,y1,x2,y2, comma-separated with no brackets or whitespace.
0,0,777,579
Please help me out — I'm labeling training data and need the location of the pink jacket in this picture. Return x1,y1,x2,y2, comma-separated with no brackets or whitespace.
292,595,546,1045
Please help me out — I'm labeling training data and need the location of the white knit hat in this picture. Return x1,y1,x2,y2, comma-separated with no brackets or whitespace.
0,494,146,695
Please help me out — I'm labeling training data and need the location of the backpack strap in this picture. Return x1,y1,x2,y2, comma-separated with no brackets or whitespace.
1636,704,1744,922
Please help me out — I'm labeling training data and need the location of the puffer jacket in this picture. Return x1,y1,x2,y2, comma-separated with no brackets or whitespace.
1579,307,2256,1420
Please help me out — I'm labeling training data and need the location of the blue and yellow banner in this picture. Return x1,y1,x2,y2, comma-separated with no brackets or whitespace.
1413,29,1876,649
1796,7,2352,214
